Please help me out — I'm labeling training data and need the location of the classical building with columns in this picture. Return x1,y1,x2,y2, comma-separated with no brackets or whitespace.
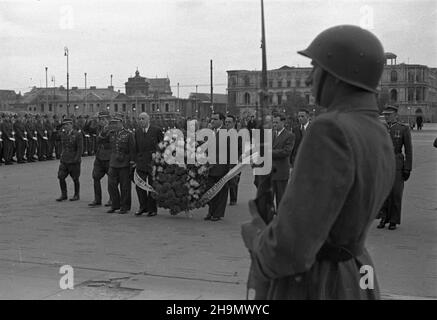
227,65,315,119
380,52,437,122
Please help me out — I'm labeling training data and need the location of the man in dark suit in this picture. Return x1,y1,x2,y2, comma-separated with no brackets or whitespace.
290,108,310,167
225,114,241,205
204,112,230,222
272,114,294,209
13,114,27,164
133,112,163,216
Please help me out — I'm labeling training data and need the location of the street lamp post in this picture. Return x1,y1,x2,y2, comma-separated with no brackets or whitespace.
84,73,87,115
64,47,70,115
45,67,48,114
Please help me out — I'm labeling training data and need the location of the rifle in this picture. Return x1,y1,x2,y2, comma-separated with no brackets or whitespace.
243,0,276,300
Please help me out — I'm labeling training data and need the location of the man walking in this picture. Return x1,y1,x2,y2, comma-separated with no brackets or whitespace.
56,118,83,201
133,112,163,216
89,111,112,208
107,116,135,214
377,105,413,230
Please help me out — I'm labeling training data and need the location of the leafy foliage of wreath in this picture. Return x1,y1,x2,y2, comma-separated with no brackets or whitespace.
151,134,209,215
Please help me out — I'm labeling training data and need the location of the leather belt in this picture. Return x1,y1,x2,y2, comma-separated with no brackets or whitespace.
316,242,363,262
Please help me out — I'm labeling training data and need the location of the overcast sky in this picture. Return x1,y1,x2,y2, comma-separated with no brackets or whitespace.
1,0,436,98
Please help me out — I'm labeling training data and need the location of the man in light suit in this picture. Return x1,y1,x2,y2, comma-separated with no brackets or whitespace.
133,112,163,216
272,114,294,210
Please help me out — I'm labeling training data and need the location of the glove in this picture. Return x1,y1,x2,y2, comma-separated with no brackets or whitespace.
402,170,411,181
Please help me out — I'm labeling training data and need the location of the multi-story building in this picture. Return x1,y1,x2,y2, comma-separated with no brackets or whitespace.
380,52,437,122
0,90,20,112
227,65,314,119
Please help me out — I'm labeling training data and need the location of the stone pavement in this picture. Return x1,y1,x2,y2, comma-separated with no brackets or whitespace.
0,124,436,300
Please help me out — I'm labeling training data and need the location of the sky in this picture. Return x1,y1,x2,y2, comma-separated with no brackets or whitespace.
1,0,436,98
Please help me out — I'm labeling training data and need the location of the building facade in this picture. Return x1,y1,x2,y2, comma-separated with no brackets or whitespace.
380,52,437,122
0,90,20,112
227,65,314,119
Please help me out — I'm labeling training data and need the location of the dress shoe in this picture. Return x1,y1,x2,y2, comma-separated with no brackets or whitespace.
107,208,119,213
210,217,221,221
104,201,112,207
388,223,397,230
146,212,157,217
204,215,212,221
135,210,146,216
229,201,236,206
69,195,80,201
5,162,13,165
17,160,26,164
56,195,68,202
27,159,35,163
377,220,386,229
118,209,130,214
88,201,102,207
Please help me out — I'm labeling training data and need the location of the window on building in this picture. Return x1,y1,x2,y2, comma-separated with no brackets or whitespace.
165,103,169,112
305,94,310,104
416,88,422,101
269,80,273,88
49,104,52,112
90,104,93,112
114,104,118,112
244,76,250,87
408,88,414,101
152,104,155,112
132,103,136,111
230,92,237,105
408,71,415,83
390,89,398,102
59,104,63,108
268,93,273,105
416,72,421,82
287,80,291,88
122,104,126,112
231,76,237,87
41,103,45,112
34,107,37,111
97,103,100,110
295,79,301,87
390,70,398,82
28,106,32,111
141,103,145,112
277,94,282,105
243,92,250,105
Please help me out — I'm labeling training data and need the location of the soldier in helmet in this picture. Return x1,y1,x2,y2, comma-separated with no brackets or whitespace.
88,111,113,208
242,25,396,300
0,113,14,165
13,114,27,163
377,105,412,230
107,116,135,214
56,118,83,202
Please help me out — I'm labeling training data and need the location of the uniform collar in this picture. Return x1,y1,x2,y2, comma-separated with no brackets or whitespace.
327,91,379,114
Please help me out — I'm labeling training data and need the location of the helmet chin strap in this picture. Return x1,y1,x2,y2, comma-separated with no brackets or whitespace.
316,69,328,106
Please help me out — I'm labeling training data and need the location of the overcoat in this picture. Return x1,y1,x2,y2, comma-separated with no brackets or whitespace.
251,91,396,299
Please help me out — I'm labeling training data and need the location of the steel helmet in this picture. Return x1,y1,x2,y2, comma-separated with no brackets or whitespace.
298,25,385,93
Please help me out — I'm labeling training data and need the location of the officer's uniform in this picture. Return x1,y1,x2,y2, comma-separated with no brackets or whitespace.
52,116,62,159
56,119,83,201
378,105,413,228
89,112,112,206
43,116,54,160
107,117,135,214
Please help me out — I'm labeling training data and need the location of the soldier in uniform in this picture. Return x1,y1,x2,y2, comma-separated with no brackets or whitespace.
0,114,14,165
88,111,113,207
13,114,27,163
52,115,63,159
56,118,83,202
241,25,396,299
107,116,135,214
25,114,37,162
35,114,48,161
44,114,54,160
377,105,413,230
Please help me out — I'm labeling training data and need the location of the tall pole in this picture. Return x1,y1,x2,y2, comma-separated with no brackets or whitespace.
196,84,198,117
45,67,48,113
210,59,214,114
84,73,87,115
52,76,56,114
110,74,113,87
64,47,70,115
260,0,268,124
177,82,180,114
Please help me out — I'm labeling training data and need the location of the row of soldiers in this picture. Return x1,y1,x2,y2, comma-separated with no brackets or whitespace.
0,112,146,165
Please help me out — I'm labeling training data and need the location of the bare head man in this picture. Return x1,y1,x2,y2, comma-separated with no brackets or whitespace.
139,112,150,128
297,109,310,126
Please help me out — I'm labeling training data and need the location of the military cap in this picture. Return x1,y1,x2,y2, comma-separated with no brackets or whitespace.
98,110,110,118
382,105,398,114
62,118,73,125
110,116,123,123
